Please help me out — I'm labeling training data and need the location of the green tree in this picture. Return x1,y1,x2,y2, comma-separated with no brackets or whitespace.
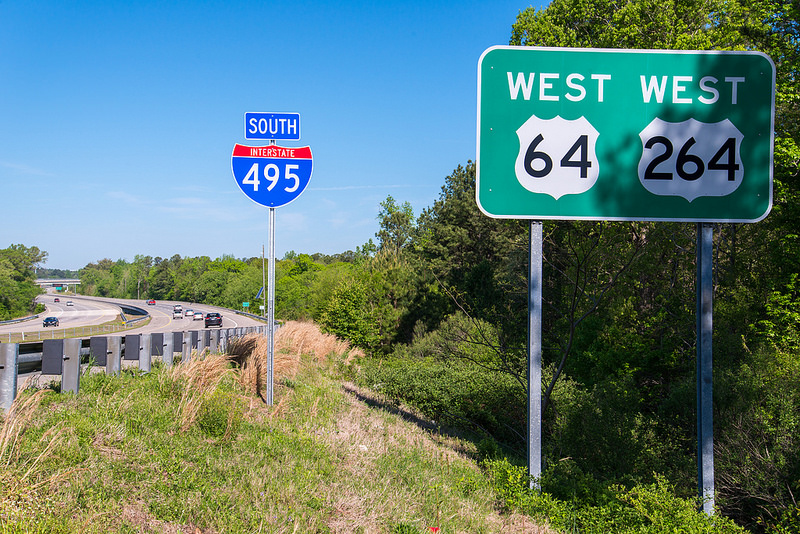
0,244,47,319
147,257,175,299
318,276,378,351
413,162,528,333
79,258,117,297
376,195,415,253
1,244,47,281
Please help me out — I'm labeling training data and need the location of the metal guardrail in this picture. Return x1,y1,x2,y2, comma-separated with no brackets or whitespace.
0,314,42,326
0,325,272,413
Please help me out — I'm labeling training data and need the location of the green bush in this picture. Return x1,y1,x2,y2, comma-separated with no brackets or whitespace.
357,356,525,447
197,390,244,439
318,278,379,351
484,458,747,534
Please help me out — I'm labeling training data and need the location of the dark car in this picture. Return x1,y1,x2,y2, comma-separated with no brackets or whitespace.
54,297,60,302
43,316,59,327
204,312,222,327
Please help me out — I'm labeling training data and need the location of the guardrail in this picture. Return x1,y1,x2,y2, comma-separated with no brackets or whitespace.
118,303,149,325
0,325,270,413
0,313,42,326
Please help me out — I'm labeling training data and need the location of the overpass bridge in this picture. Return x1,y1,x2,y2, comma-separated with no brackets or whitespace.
35,278,81,289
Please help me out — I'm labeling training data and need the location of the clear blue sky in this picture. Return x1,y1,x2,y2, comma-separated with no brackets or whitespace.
1,0,540,270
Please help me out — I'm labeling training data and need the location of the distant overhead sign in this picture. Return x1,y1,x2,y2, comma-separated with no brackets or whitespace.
476,47,776,222
231,144,313,208
245,112,300,140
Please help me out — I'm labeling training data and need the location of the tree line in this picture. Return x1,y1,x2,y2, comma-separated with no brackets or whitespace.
0,244,47,320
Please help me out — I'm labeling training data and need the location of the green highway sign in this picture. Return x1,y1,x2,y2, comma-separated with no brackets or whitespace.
476,47,776,222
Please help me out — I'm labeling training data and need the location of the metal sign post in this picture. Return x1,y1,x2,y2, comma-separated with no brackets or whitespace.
528,221,543,488
266,208,276,405
262,245,267,318
232,111,312,406
697,223,715,512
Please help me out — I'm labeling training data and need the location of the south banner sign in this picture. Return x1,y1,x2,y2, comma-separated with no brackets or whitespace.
232,144,313,208
476,47,776,222
244,112,300,140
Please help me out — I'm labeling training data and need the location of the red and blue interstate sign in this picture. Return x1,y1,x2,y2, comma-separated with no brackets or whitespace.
231,144,313,208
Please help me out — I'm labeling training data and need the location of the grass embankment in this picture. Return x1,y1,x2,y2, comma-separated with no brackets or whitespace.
0,321,545,533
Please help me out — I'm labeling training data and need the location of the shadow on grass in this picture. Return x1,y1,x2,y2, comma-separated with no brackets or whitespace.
341,381,483,458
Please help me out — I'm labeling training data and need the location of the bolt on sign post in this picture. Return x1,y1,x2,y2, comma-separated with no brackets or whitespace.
477,46,775,510
232,111,312,405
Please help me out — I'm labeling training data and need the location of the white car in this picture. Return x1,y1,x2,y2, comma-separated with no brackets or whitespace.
66,301,74,306
193,311,203,320
172,310,183,319
184,309,193,318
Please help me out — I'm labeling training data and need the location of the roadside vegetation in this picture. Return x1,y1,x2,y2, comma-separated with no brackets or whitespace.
0,244,46,321
2,322,742,533
5,0,799,531
1,322,549,533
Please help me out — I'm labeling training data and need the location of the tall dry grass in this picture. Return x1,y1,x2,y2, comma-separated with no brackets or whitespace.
230,321,364,398
1,391,45,470
1,391,69,522
166,352,234,431
165,322,343,426
275,320,364,363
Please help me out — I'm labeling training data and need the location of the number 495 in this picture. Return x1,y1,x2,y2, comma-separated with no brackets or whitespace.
242,162,300,192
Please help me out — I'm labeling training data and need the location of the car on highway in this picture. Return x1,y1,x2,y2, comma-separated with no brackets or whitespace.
147,299,156,305
204,312,222,327
43,316,59,327
66,301,73,306
54,297,60,302
193,311,204,321
184,308,193,318
173,309,183,319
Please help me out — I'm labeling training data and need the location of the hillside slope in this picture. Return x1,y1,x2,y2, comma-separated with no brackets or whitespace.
0,321,549,533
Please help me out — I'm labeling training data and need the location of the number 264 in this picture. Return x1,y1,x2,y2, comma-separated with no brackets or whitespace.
643,136,739,181
242,163,300,192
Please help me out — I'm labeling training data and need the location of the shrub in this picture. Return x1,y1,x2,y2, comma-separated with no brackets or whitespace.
483,458,747,533
318,279,379,351
197,390,243,439
357,356,525,447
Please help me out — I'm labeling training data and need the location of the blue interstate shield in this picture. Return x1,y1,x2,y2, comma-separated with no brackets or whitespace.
232,144,313,208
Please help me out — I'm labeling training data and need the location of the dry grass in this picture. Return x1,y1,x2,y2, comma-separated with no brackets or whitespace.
1,390,51,470
0,390,70,524
230,321,364,398
313,381,557,534
166,352,234,431
275,320,365,363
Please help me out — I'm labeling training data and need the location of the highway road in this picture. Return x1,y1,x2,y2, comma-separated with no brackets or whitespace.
0,295,119,335
106,297,266,334
0,294,266,338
